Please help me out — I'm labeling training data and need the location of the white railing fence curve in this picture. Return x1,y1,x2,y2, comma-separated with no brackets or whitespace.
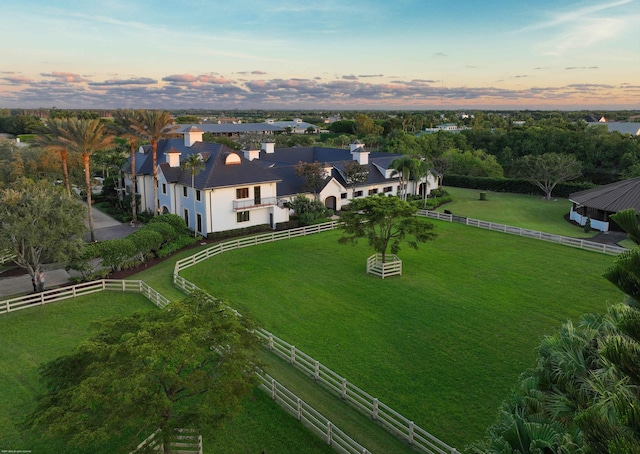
0,279,371,454
172,224,459,454
417,210,627,255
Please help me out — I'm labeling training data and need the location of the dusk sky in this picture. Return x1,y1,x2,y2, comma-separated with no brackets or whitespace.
1,0,639,110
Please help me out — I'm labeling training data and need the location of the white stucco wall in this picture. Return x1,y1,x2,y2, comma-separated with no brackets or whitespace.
569,207,609,232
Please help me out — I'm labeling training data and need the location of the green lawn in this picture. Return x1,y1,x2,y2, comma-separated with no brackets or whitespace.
0,291,336,453
435,186,597,238
179,223,623,448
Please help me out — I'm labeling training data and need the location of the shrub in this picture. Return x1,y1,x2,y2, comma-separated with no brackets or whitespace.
149,213,188,233
156,234,196,258
206,224,272,241
95,238,137,272
289,194,332,226
144,222,177,243
128,229,163,257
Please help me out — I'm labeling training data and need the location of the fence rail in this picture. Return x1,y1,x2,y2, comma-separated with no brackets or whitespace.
417,210,627,255
172,221,459,453
174,221,338,274
257,372,371,454
0,279,170,314
256,330,458,454
1,277,374,454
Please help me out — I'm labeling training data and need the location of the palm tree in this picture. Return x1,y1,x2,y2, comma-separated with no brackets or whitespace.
57,118,113,242
35,119,72,197
180,153,206,237
413,159,432,209
111,110,142,224
130,111,178,216
390,156,418,201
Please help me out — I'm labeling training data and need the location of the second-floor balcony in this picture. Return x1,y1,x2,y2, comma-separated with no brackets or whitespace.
232,197,277,211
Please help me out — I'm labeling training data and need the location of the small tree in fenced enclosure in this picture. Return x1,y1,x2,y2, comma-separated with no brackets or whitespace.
339,194,437,269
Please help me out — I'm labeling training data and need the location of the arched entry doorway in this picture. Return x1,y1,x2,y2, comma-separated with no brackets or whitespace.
324,196,337,211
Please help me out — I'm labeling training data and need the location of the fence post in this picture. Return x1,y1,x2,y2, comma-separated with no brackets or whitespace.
290,345,296,364
271,379,277,400
408,421,414,444
341,378,347,400
40,292,45,305
314,361,320,381
269,333,274,350
297,398,302,420
372,398,379,420
326,422,332,445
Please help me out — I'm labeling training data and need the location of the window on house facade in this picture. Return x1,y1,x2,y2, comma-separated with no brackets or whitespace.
237,211,250,223
354,190,363,197
383,186,392,193
162,183,167,194
236,187,249,199
184,208,189,227
197,213,202,233
340,193,347,199
183,186,188,197
254,186,261,205
196,190,201,202
368,188,378,195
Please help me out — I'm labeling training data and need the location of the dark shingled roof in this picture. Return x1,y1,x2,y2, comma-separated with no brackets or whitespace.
570,177,640,212
131,138,280,190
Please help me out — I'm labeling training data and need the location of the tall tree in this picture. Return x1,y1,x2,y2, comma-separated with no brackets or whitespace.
0,179,85,288
57,118,114,242
390,155,419,201
342,160,369,198
413,159,432,209
130,110,178,216
295,160,326,200
339,194,436,263
29,290,260,452
513,153,582,200
35,119,73,197
181,153,206,236
112,110,143,223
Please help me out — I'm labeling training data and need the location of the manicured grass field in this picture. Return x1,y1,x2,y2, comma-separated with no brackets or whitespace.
435,186,597,238
0,292,335,453
179,222,623,448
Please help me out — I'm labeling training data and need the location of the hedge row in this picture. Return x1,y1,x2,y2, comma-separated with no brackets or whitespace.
68,214,196,280
442,175,594,198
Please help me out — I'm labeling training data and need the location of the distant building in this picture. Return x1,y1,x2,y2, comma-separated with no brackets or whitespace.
420,123,469,134
174,123,284,138
265,118,320,134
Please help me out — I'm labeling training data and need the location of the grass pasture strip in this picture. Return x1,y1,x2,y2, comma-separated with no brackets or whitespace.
179,224,623,447
435,186,596,238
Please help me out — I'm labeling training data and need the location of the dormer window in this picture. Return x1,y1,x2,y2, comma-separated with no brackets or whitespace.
225,153,241,165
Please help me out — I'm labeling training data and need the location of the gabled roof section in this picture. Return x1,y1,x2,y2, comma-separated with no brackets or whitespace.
126,138,280,189
570,177,640,212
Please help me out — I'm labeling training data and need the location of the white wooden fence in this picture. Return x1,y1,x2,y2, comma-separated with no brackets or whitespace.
132,428,202,454
417,210,627,255
257,331,458,454
1,279,373,454
0,279,170,315
173,226,459,454
366,254,402,279
173,222,338,274
0,250,15,264
257,372,372,454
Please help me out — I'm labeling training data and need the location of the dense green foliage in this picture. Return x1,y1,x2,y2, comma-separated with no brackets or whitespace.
442,175,594,198
0,179,86,282
29,291,261,451
339,194,436,262
289,193,333,225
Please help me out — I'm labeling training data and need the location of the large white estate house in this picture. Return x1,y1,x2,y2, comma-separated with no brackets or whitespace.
122,126,439,235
